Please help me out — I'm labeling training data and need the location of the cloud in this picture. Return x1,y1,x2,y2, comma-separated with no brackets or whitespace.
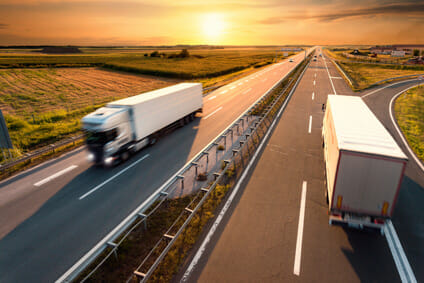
0,23,8,29
259,2,424,24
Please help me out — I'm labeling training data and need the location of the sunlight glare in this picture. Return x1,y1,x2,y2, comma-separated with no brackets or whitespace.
202,13,225,42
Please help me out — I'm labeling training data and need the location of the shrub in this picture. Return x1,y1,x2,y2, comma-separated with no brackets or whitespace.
197,172,207,181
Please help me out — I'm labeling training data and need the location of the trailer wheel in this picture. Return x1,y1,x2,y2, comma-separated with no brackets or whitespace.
189,113,195,121
184,115,190,124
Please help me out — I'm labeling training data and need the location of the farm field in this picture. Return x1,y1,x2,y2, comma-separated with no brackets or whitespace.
0,68,174,156
395,86,424,162
0,48,290,79
337,62,424,90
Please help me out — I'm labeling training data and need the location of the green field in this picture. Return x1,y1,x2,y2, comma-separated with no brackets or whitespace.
394,86,424,162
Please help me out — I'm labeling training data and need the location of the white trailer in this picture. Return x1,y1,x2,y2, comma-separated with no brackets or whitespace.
322,95,407,232
82,83,203,166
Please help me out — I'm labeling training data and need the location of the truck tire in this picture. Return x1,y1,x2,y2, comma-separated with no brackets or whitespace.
121,151,129,161
189,113,195,121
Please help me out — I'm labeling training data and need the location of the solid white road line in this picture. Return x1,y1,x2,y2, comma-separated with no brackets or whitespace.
238,82,243,86
230,86,236,90
203,106,223,120
362,79,420,99
389,85,424,172
208,95,217,100
312,92,315,100
79,154,149,200
34,165,78,187
182,59,311,282
221,90,228,94
294,181,307,276
323,57,337,95
331,77,343,79
308,116,312,133
384,220,417,283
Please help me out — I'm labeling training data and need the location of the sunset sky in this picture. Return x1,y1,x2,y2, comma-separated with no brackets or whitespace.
0,0,423,46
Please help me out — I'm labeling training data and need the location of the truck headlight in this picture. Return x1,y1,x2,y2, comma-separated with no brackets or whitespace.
104,157,114,166
87,153,94,162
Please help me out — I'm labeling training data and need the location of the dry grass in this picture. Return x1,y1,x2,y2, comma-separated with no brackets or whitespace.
337,62,424,90
394,86,424,162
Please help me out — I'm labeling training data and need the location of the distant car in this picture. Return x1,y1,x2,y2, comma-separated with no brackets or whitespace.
313,58,317,61
289,59,294,62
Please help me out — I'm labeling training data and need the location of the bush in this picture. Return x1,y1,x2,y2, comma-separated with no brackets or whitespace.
150,51,160,57
197,172,207,181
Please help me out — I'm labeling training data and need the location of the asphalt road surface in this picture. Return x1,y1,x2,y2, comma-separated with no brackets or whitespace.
181,50,423,282
0,51,312,282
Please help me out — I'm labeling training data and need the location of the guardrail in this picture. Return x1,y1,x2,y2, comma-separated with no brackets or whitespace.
330,59,353,86
58,54,311,282
0,134,84,175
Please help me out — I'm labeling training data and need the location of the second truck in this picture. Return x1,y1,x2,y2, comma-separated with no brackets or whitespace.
322,95,408,233
82,83,203,166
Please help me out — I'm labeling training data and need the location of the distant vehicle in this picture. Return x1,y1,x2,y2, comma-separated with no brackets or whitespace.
322,95,407,233
82,83,203,166
289,59,294,62
313,58,317,61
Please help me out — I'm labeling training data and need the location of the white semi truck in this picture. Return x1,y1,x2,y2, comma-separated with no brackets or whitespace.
82,83,203,166
322,95,408,233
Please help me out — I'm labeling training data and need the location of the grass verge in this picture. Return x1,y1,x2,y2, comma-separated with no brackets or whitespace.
394,86,424,162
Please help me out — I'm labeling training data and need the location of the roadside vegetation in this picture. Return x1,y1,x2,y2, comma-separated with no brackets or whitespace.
337,62,424,90
394,86,424,162
325,48,424,91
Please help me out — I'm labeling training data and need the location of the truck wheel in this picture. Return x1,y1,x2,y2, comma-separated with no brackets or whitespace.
184,115,190,124
189,113,195,121
121,151,129,161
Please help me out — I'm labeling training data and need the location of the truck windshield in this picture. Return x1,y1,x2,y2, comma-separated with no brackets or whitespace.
86,128,118,145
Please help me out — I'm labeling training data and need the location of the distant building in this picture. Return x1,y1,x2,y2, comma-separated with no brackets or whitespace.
391,50,405,57
393,45,424,55
370,46,393,55
281,47,302,52
371,45,424,56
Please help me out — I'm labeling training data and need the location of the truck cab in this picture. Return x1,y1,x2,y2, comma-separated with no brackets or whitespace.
82,106,132,166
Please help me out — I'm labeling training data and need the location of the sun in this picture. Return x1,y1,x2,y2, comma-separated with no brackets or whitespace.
202,13,225,42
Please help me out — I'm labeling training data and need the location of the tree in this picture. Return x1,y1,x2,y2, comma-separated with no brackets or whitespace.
150,51,160,57
178,49,190,58
413,49,419,56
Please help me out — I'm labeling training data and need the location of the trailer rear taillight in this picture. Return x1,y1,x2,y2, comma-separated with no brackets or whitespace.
381,202,389,216
336,196,343,209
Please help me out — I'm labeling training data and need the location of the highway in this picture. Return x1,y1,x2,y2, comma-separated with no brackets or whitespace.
180,50,423,282
0,51,310,282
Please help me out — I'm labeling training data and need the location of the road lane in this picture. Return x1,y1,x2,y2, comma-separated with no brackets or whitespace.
183,50,399,283
360,79,424,281
0,51,311,282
